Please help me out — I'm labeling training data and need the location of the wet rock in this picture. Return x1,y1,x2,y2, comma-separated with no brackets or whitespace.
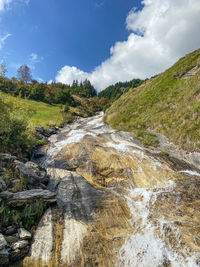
18,228,31,240
14,160,48,185
7,189,56,206
0,191,13,200
0,179,7,192
11,240,29,250
9,246,29,262
0,154,16,167
5,226,17,236
35,133,46,141
33,151,46,159
35,127,58,138
0,234,7,250
4,235,18,245
0,249,9,265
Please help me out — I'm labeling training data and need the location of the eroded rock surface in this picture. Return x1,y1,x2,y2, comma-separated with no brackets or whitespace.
24,113,200,267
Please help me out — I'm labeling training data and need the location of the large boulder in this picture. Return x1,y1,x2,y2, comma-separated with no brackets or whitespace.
13,160,48,185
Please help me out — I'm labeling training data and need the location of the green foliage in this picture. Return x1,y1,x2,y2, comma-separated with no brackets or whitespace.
103,103,111,112
54,88,74,105
104,49,200,150
30,83,45,101
99,79,143,102
0,63,7,78
0,200,47,229
70,79,97,97
0,94,36,155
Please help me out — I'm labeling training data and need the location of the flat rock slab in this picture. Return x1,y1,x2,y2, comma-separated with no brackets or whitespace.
0,189,56,206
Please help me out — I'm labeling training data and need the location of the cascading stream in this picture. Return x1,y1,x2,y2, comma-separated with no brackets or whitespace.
23,112,200,267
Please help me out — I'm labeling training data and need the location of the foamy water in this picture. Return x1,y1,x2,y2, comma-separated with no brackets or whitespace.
117,185,199,267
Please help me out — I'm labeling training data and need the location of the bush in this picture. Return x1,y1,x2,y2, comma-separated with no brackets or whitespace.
0,95,37,156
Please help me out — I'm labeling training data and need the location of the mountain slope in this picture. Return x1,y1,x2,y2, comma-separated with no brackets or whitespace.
104,49,200,151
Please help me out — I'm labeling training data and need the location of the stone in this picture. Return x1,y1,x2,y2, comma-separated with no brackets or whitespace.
0,191,13,200
4,235,18,245
0,249,9,265
13,160,48,185
9,246,29,262
5,226,17,236
11,240,29,250
0,234,7,250
18,228,31,240
33,151,46,159
0,154,16,167
0,179,7,192
35,133,46,141
7,189,56,206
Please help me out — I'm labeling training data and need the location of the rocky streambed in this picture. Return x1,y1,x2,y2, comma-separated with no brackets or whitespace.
4,112,200,266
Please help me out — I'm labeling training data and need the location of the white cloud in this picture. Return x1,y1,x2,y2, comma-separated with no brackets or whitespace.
0,0,29,12
37,77,44,83
0,0,12,11
0,33,11,49
29,53,39,63
56,0,200,91
28,52,43,69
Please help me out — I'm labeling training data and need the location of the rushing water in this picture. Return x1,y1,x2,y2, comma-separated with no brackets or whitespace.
23,112,200,267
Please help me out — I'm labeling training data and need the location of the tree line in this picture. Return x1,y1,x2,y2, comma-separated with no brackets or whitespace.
0,63,97,106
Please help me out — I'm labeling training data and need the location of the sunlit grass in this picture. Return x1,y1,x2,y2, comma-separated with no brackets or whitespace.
104,49,200,151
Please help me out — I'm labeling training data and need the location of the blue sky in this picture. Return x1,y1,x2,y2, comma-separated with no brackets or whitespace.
0,0,200,91
0,0,141,83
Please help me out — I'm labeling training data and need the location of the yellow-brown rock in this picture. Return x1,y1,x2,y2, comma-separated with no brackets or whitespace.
23,113,200,267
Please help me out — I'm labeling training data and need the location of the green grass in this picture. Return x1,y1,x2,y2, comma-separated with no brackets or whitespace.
0,92,63,128
25,100,63,128
104,49,200,151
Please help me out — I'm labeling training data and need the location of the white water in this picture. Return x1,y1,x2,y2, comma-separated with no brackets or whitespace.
179,170,200,176
117,186,199,267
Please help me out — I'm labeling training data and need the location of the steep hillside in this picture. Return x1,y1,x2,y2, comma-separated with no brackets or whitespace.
104,49,200,151
98,79,143,102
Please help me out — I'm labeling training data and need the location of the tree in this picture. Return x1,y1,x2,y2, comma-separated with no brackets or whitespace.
17,65,32,83
0,63,7,78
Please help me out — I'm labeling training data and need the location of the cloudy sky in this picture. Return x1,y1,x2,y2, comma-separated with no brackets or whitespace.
0,0,200,91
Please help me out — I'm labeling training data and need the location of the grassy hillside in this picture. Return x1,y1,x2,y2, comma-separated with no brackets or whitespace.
1,92,63,128
104,49,200,151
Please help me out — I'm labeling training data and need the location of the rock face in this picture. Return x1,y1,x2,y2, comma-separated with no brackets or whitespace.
23,113,200,267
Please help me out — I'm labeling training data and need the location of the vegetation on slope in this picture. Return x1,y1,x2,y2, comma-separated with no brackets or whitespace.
104,49,200,151
98,79,143,103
